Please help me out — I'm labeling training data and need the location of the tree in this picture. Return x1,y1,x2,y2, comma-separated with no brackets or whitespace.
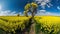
17,9,20,16
24,2,38,17
23,2,38,34
17,14,20,16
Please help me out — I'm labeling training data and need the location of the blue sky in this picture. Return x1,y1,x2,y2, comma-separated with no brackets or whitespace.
0,0,60,16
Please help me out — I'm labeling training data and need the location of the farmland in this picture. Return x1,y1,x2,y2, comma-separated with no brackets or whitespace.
0,16,30,34
35,16,60,34
0,16,60,34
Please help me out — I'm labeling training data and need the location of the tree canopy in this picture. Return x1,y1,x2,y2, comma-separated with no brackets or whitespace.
24,2,38,17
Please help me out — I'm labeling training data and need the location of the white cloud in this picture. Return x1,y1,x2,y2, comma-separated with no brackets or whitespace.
19,12,24,16
36,10,60,16
0,10,17,16
35,0,53,9
57,6,60,10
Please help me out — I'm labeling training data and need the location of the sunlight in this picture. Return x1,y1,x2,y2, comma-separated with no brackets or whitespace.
0,5,2,10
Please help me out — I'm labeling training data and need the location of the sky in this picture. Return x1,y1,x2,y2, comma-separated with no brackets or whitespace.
0,0,60,16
